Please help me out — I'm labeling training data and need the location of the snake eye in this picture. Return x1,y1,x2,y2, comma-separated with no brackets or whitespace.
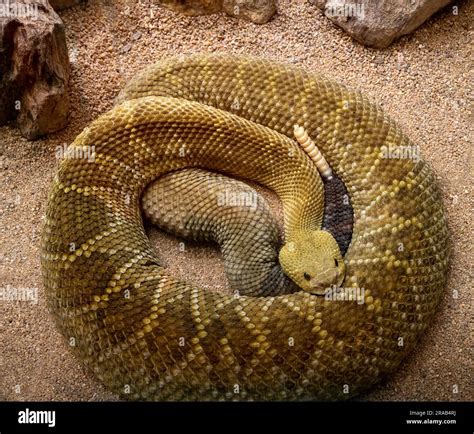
334,258,339,267
303,272,311,281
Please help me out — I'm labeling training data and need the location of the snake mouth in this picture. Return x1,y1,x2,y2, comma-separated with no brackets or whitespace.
307,288,328,296
307,281,332,296
306,269,345,296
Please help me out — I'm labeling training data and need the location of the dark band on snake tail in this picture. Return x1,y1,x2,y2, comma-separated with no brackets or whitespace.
322,172,354,256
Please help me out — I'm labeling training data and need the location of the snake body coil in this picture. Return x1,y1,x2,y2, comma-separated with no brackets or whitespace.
41,55,449,400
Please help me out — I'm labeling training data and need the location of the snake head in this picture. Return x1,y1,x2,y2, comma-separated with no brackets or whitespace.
279,230,345,295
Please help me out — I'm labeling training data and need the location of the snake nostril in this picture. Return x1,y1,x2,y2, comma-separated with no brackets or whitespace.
303,272,311,281
334,258,339,267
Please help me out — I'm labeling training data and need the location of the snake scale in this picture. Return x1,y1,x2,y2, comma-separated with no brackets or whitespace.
41,54,449,400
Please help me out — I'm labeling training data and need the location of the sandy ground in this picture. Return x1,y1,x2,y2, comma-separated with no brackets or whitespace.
0,0,472,401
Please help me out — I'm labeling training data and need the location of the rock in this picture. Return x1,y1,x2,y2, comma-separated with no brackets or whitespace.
222,0,276,24
119,43,132,54
131,31,142,41
311,0,453,48
155,0,276,24
48,0,85,11
0,1,70,139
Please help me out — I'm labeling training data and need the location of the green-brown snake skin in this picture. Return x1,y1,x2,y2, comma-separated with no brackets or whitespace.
142,168,300,297
41,54,449,400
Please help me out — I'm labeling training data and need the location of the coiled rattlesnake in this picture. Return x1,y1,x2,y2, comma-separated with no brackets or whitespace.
41,55,449,400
